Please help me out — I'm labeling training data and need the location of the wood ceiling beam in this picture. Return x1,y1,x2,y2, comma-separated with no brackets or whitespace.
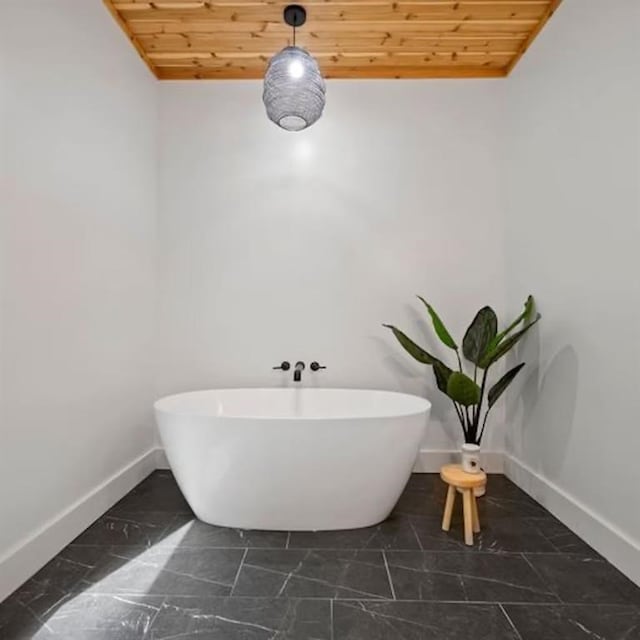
148,50,516,60
157,65,507,80
104,0,160,77
505,0,561,73
104,0,562,80
113,0,550,7
129,21,538,35
138,34,527,54
116,8,547,22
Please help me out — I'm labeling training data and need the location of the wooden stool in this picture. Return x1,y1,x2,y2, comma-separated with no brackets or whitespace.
440,464,487,546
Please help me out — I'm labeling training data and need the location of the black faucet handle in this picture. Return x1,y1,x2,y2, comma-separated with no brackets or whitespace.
310,361,326,371
273,361,291,371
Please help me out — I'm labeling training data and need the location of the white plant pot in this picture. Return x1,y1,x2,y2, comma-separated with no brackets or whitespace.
461,443,481,473
460,443,486,497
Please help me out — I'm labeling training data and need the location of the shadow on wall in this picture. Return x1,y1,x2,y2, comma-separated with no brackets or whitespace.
372,331,459,447
506,327,579,481
403,302,463,441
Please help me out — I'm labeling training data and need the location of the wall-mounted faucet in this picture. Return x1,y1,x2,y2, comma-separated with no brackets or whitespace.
293,361,305,382
272,360,327,382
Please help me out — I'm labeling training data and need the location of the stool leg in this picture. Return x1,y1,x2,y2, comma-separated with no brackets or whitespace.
471,493,480,533
462,489,474,546
442,485,456,532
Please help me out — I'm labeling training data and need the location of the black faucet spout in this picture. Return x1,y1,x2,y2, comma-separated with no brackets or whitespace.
293,361,305,382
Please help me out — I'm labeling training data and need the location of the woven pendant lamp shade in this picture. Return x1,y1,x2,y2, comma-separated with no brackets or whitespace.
263,46,326,131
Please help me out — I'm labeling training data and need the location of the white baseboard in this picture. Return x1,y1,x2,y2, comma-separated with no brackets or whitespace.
155,447,170,469
413,449,504,473
0,448,158,603
504,453,640,587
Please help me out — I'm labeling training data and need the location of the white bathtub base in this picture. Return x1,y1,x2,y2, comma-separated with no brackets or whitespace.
155,388,431,531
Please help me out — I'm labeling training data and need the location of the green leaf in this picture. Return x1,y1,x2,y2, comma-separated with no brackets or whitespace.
446,372,481,406
479,314,541,369
462,306,498,365
523,294,535,323
486,295,535,355
382,324,438,365
488,363,526,408
417,297,458,350
433,360,453,393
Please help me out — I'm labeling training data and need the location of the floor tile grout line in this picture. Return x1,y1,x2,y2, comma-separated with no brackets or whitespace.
158,512,183,542
49,592,640,605
407,519,425,551
384,563,561,599
21,599,59,634
330,599,334,640
143,595,166,638
382,551,397,600
498,603,524,640
65,543,577,555
81,561,234,590
335,600,525,635
240,561,391,600
458,572,469,603
519,552,563,604
230,548,249,596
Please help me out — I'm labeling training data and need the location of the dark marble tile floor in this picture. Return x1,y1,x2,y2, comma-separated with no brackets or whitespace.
1,471,639,639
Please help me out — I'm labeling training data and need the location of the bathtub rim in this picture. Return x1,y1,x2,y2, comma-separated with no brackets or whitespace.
154,387,431,422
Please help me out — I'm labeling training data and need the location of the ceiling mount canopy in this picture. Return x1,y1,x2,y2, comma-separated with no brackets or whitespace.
283,4,306,29
262,4,326,132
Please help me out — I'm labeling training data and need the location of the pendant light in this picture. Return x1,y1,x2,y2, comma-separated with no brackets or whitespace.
263,5,326,131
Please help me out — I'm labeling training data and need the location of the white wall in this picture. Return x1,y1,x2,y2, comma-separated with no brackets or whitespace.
3,0,637,599
503,0,640,580
0,1,158,598
157,80,507,452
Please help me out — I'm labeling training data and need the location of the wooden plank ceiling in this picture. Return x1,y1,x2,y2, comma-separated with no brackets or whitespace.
104,0,562,80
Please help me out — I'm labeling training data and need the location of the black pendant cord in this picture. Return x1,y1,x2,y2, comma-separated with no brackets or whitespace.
284,5,305,47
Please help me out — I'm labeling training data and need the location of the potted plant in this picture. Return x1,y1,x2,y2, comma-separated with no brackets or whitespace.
383,295,540,493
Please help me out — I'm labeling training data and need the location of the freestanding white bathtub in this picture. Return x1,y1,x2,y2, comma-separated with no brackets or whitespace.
154,388,431,531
